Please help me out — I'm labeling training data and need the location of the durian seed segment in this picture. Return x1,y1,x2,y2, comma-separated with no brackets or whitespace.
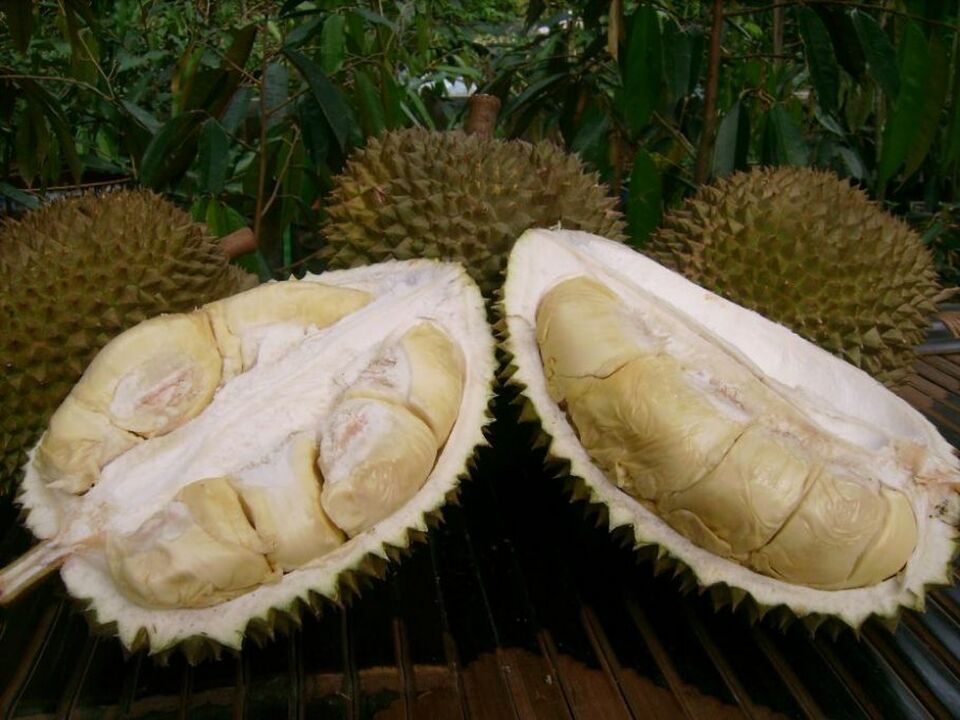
33,282,372,496
106,476,280,608
505,228,959,626
537,276,918,590
3,261,494,657
319,322,466,536
35,313,222,494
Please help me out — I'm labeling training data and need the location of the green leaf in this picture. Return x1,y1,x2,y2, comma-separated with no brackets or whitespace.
182,25,257,118
379,63,403,131
221,87,253,134
18,80,82,183
285,49,353,152
139,111,205,188
877,23,929,189
945,45,960,168
0,182,40,209
198,119,229,195
15,103,44,187
298,96,331,166
1,0,34,54
850,10,899,99
354,69,385,137
712,100,749,177
619,6,662,133
765,105,808,166
320,14,346,73
263,62,289,129
902,34,948,179
796,7,839,114
626,148,661,246
285,17,323,48
69,26,100,85
662,21,692,105
351,7,397,31
120,100,161,134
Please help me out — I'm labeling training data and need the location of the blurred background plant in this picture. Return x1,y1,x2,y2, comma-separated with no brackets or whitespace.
1,0,958,278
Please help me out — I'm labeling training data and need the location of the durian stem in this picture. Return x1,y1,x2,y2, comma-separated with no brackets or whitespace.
465,94,501,138
220,227,257,259
0,541,75,604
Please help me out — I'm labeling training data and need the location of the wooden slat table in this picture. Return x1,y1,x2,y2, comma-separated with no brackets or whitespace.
1,348,958,719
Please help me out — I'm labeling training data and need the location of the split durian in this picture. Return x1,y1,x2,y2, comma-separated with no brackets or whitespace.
503,228,959,627
647,167,949,386
0,260,495,658
0,190,256,493
321,128,627,294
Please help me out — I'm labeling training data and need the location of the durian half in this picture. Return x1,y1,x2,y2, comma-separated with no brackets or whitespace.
502,228,959,628
0,260,495,658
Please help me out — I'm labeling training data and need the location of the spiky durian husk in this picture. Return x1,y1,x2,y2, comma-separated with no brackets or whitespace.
321,128,627,295
647,167,949,387
0,190,256,492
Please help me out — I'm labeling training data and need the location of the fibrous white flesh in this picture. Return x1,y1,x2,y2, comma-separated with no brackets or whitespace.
505,229,959,624
14,261,494,654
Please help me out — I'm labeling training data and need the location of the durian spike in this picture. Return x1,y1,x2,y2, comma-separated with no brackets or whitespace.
0,536,98,604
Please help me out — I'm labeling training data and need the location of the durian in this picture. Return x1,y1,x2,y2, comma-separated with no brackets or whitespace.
321,128,627,294
0,190,256,493
0,260,495,658
647,167,950,387
502,228,959,628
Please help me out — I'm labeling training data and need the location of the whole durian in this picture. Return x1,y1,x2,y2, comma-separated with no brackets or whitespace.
321,128,627,294
647,167,949,386
503,228,959,630
0,190,256,491
0,262,495,660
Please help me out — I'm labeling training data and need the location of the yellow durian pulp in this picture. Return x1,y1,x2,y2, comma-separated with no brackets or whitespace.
535,276,919,591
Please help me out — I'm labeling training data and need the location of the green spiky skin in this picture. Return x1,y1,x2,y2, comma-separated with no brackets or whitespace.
647,167,949,387
0,190,256,493
321,128,627,295
493,293,957,638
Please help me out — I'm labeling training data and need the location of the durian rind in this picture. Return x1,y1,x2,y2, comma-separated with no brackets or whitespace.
322,128,627,295
647,167,951,387
501,229,959,630
15,260,496,659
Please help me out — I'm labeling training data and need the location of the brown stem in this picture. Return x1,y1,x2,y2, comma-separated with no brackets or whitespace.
219,227,257,258
252,22,270,250
464,94,501,138
773,0,785,60
695,0,724,185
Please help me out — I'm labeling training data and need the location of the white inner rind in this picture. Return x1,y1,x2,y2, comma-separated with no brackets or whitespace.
504,228,959,626
18,260,495,653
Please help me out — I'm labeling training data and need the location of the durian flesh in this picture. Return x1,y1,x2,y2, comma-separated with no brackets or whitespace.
3,261,494,654
505,229,959,625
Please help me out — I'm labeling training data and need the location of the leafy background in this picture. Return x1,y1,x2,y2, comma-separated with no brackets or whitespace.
1,1,958,282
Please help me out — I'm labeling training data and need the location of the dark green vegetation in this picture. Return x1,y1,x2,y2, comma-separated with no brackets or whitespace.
1,1,958,280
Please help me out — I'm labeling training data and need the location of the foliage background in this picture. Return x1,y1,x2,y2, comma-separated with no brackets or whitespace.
0,1,958,281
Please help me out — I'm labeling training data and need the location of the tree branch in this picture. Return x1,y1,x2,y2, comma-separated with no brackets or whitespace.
695,0,724,185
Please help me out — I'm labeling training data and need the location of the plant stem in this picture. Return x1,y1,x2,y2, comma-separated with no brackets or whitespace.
252,21,270,251
695,0,724,185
